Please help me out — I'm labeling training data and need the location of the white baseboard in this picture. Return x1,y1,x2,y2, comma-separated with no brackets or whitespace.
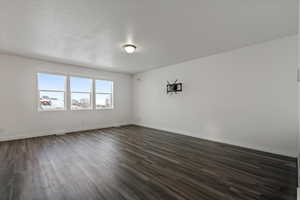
0,123,130,142
133,123,296,158
0,131,54,142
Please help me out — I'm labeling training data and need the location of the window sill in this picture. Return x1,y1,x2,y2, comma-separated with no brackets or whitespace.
37,108,114,112
96,107,114,110
38,109,67,112
71,108,93,111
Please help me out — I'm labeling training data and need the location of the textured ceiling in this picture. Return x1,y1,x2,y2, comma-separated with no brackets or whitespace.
0,0,298,73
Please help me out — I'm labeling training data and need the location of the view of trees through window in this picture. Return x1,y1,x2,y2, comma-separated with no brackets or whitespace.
37,73,113,111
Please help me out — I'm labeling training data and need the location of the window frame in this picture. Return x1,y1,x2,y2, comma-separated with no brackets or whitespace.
95,79,114,110
70,76,94,111
37,72,67,112
37,72,114,111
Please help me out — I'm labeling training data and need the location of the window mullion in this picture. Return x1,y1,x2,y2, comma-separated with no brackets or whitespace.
66,76,70,110
93,80,96,109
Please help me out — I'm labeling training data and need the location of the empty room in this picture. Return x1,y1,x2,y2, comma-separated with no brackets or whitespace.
0,0,299,200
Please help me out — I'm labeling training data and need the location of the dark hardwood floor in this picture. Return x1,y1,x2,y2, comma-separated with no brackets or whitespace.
0,125,297,200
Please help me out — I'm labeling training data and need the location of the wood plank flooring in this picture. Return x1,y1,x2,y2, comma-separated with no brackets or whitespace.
0,125,297,200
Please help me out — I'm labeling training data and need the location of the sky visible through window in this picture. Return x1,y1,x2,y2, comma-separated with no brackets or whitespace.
38,74,112,93
70,77,92,92
38,73,113,110
38,73,65,91
96,80,113,93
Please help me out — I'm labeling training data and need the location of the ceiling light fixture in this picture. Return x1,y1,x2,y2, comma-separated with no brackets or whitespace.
123,44,136,54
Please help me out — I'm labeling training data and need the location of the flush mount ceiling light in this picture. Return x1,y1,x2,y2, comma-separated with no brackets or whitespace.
123,44,136,54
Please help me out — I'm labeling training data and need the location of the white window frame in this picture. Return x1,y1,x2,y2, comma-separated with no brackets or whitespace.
70,76,93,111
37,73,114,111
95,79,114,110
37,72,67,112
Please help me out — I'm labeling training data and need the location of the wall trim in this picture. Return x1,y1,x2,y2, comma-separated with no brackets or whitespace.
134,123,297,159
0,123,130,142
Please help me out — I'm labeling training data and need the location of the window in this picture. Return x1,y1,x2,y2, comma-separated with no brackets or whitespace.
38,73,66,111
37,73,114,111
95,80,113,109
70,77,93,110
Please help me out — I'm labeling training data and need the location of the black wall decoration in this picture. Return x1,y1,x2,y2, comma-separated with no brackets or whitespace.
167,80,183,94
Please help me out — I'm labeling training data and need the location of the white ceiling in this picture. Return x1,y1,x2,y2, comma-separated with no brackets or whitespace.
0,0,298,74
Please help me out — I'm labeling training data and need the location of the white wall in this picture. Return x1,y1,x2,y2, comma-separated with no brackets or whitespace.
298,1,300,189
0,54,133,141
133,35,298,157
